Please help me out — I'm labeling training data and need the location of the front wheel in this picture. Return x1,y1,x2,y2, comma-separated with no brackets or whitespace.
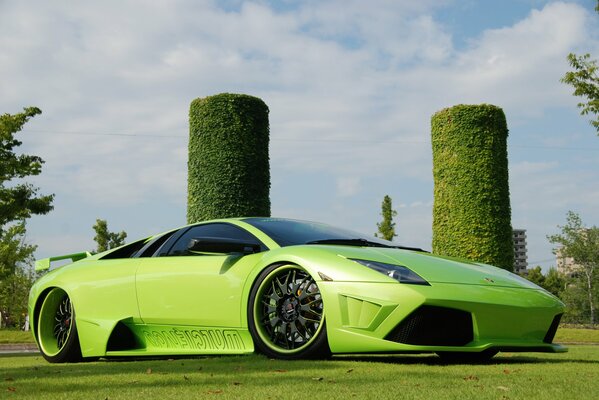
248,264,331,359
37,288,82,363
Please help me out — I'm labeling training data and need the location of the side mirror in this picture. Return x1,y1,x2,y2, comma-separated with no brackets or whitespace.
187,237,261,255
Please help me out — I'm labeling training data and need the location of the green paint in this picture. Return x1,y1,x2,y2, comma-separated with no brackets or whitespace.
29,218,564,362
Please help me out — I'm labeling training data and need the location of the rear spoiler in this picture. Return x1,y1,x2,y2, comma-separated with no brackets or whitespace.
35,252,92,272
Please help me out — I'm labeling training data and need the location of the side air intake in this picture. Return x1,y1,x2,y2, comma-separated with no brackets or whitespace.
543,314,562,344
106,322,140,351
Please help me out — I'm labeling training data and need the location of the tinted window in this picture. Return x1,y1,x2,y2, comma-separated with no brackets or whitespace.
100,238,148,259
166,223,264,256
134,230,177,258
243,218,391,247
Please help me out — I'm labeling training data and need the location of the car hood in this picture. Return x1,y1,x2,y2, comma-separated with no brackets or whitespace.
313,245,540,289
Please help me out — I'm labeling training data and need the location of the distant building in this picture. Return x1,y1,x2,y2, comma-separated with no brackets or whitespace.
556,247,579,277
555,228,591,277
513,229,528,273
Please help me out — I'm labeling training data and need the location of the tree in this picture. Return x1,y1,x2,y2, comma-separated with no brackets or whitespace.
375,195,397,241
0,222,37,328
0,222,36,279
187,93,270,223
523,266,566,299
93,219,127,253
561,53,599,134
560,280,593,324
431,104,513,271
525,266,545,287
0,266,36,328
0,107,52,328
544,268,566,298
1,107,54,230
548,211,599,324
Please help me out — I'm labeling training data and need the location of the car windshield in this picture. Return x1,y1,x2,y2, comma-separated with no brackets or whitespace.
243,218,393,247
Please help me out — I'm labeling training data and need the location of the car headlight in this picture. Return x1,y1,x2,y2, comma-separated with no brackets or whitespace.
351,259,430,285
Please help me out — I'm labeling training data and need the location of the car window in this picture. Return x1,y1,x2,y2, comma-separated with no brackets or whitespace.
133,230,178,258
164,223,265,256
99,238,148,259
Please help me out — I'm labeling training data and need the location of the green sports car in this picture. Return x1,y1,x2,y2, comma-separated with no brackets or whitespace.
29,217,566,363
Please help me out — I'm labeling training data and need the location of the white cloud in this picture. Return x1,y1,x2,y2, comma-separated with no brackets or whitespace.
336,177,361,197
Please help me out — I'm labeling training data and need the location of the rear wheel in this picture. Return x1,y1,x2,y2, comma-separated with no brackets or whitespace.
248,264,330,359
436,349,498,363
37,288,82,363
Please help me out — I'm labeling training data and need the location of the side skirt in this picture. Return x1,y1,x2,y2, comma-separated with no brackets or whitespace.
105,322,254,356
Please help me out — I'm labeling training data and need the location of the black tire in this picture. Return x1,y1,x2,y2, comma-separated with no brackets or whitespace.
248,264,331,359
37,288,82,363
436,349,498,363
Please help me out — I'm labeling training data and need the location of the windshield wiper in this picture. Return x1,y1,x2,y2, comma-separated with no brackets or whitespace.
306,238,428,252
306,239,390,248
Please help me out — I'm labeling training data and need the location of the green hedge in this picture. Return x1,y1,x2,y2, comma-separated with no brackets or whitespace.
187,93,271,223
431,104,514,271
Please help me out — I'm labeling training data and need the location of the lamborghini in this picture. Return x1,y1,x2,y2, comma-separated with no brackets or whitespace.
29,217,566,363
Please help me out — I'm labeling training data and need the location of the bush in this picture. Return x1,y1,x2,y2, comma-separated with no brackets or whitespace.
187,93,271,223
431,104,513,271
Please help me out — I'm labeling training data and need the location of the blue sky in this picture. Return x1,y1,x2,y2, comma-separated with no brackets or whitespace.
1,0,598,271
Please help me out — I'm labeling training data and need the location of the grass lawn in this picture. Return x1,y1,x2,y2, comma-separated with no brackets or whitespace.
0,330,33,344
1,346,598,399
1,326,598,345
554,327,599,343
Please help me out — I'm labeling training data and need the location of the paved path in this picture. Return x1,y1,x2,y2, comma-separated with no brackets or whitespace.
0,343,39,355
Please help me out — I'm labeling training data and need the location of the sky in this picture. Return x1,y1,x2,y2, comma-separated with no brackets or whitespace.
1,0,598,272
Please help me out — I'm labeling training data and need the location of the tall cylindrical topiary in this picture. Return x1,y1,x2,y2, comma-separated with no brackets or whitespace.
431,104,514,271
187,93,270,223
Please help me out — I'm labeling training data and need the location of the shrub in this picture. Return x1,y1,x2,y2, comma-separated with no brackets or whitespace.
187,93,270,223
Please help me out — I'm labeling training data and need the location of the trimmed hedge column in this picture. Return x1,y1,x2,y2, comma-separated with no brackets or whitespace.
187,93,270,223
431,104,514,271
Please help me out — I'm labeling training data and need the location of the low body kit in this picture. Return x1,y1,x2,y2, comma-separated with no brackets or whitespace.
29,218,566,362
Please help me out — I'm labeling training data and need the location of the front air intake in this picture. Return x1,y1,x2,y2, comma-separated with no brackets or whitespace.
385,305,473,346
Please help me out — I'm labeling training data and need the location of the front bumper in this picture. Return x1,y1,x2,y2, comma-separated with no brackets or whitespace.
321,281,566,354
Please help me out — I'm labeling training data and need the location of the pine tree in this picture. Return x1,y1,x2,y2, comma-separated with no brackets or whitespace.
375,195,397,241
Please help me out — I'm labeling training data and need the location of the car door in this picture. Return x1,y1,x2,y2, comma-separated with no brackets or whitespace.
135,223,265,327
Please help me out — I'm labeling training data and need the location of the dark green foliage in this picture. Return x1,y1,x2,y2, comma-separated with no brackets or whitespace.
0,107,54,230
561,282,594,324
375,195,397,241
187,93,270,223
523,266,566,299
92,219,127,253
0,222,37,328
544,268,566,298
0,107,52,328
0,222,36,279
0,266,36,328
431,104,513,271
525,266,545,287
